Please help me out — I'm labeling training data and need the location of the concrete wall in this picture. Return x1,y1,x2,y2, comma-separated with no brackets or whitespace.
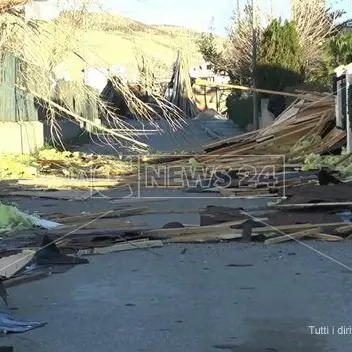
0,121,44,154
260,99,274,129
0,119,85,154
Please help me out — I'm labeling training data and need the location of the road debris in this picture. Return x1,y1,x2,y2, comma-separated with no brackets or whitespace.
77,239,163,256
0,90,350,336
0,312,46,334
35,235,89,266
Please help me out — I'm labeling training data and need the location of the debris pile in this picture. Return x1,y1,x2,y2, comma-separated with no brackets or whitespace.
0,148,135,186
0,90,351,335
167,51,199,118
138,93,349,197
201,94,344,167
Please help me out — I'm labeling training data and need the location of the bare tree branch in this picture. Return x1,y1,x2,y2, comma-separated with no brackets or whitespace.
292,0,342,74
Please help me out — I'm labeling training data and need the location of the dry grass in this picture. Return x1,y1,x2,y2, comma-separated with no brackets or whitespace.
33,12,205,82
0,147,136,180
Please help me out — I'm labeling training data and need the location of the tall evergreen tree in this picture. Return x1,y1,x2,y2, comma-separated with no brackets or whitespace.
256,19,304,92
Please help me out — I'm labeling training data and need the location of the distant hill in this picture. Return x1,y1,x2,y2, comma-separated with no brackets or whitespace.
27,12,224,82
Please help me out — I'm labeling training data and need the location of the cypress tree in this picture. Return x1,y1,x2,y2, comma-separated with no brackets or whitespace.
256,19,304,92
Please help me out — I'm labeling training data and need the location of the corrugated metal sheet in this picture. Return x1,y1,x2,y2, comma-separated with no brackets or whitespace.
0,53,17,122
0,52,39,122
54,81,99,122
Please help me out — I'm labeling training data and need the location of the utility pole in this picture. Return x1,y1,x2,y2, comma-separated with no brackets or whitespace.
251,0,258,130
82,0,89,130
334,65,346,129
346,63,352,153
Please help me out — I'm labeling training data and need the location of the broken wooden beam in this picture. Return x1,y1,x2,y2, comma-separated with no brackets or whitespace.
77,239,164,255
7,190,96,201
143,219,268,239
264,228,322,244
55,207,149,224
271,202,352,209
333,224,352,236
194,79,324,101
308,233,344,242
145,220,347,242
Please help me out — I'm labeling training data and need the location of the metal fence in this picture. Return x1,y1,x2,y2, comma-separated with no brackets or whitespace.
333,63,352,152
0,52,38,122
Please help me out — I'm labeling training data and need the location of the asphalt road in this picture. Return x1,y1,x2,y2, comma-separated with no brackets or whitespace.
3,241,352,352
76,118,238,155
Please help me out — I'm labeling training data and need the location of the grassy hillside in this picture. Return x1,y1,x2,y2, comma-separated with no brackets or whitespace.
24,12,214,82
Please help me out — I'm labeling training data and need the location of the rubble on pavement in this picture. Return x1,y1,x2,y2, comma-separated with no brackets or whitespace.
0,92,351,327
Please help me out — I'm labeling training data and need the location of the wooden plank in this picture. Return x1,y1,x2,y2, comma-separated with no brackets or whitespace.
280,183,352,204
264,228,322,245
257,222,346,233
0,250,35,279
60,219,146,230
206,124,315,158
257,118,318,141
56,207,149,224
9,190,96,201
77,240,164,255
51,210,129,223
308,233,344,242
145,221,346,240
109,198,170,205
218,187,276,198
334,224,352,235
204,130,259,151
167,232,244,243
144,218,268,239
142,155,191,164
46,228,148,245
166,230,271,243
142,209,201,215
194,79,322,101
272,202,352,209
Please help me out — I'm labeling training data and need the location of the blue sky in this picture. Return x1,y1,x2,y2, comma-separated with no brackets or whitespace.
100,0,351,35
